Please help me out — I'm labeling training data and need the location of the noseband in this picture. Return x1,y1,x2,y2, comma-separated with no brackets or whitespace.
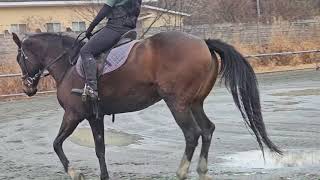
18,45,72,87
18,32,88,87
18,48,43,87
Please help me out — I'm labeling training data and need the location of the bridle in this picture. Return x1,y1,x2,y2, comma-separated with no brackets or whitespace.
18,32,88,87
18,46,69,87
18,28,105,88
18,47,44,88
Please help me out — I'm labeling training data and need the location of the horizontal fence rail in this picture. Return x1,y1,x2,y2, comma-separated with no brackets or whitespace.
0,73,21,78
0,71,50,78
0,70,54,98
0,50,319,98
244,50,320,58
0,90,56,98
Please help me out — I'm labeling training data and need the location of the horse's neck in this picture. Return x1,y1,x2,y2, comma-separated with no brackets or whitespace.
45,55,73,85
44,36,82,85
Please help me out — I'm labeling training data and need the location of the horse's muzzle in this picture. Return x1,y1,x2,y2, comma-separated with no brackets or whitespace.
23,87,38,97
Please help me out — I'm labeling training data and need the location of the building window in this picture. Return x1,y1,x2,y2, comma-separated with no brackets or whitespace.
47,23,61,32
72,21,86,33
10,24,27,34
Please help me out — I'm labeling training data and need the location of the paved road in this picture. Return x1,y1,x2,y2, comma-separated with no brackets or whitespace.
0,69,319,180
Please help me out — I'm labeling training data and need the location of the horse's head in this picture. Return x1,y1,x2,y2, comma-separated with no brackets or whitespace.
12,33,43,96
12,32,83,96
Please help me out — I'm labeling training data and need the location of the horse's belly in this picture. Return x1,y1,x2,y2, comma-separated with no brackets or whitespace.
99,85,162,114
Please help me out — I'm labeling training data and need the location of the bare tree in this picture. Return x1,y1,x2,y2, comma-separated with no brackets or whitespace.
72,2,102,23
22,16,53,32
260,0,319,22
183,0,320,25
139,0,179,38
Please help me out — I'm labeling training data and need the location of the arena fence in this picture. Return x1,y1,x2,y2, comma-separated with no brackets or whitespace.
0,50,319,98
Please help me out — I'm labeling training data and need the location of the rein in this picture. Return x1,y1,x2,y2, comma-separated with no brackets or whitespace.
18,48,43,87
19,28,103,87
19,31,86,86
18,46,70,86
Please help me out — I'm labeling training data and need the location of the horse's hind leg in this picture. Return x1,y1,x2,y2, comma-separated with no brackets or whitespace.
191,103,215,180
88,116,109,180
53,111,84,179
167,103,202,180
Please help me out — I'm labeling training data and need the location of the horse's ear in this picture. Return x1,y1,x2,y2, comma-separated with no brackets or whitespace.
12,33,21,48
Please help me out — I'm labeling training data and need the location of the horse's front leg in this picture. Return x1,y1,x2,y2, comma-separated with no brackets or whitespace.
88,116,109,180
53,110,84,179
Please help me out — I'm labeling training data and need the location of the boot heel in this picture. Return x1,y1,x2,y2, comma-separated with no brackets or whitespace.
81,94,87,102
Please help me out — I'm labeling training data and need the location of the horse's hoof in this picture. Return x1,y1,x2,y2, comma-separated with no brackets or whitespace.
199,174,213,180
176,172,187,180
68,167,85,180
101,174,110,180
73,172,85,180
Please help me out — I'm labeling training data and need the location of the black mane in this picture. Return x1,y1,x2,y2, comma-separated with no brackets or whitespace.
22,32,85,66
25,32,86,48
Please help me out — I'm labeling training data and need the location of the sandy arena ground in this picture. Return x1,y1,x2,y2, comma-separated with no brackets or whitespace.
0,69,319,180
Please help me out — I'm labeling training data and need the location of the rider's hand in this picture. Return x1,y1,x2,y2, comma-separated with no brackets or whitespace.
85,25,94,39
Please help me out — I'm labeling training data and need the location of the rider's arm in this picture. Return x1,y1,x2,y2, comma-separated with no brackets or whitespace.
89,4,112,29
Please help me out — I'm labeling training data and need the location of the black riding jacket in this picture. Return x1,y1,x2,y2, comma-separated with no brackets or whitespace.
90,0,142,30
108,0,142,29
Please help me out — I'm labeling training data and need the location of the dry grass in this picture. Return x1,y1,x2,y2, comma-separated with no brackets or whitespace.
234,30,320,73
0,57,56,97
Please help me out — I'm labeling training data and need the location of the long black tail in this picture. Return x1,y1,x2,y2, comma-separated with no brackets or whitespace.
205,39,282,155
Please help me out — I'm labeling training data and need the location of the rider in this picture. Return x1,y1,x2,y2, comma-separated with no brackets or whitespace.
80,0,142,100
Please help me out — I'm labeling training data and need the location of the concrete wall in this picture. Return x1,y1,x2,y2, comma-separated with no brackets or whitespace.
144,19,320,44
0,37,18,63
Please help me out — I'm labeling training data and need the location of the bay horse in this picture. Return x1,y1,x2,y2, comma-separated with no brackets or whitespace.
12,31,281,180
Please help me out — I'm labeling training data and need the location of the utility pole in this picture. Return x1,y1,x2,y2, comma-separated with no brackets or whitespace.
256,0,262,46
256,0,261,17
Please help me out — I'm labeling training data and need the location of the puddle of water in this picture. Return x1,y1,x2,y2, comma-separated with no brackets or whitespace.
220,149,320,169
69,128,143,148
273,107,319,112
277,101,301,106
271,88,320,97
6,140,23,144
272,108,296,112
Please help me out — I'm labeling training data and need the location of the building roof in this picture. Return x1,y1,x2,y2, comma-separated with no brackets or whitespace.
142,5,190,17
0,0,190,16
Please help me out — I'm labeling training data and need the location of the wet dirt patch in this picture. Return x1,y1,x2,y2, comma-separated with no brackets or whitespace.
271,88,320,97
220,149,320,169
6,140,22,144
69,128,143,148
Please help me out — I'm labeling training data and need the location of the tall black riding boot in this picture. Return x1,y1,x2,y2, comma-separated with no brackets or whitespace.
82,55,98,100
71,54,99,118
81,55,100,119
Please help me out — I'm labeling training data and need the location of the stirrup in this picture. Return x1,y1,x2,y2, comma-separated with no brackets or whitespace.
71,84,98,102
